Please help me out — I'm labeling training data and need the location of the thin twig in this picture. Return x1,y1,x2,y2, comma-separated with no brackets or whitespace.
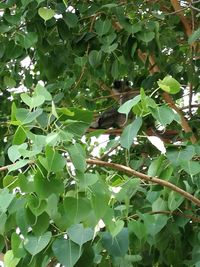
74,13,98,89
86,159,200,207
180,103,200,110
100,143,120,160
128,210,200,223
188,84,193,117
190,4,200,11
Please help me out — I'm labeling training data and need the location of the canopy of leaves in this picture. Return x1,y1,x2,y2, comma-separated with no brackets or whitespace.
0,0,200,267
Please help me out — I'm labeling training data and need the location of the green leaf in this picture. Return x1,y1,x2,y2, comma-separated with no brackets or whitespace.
157,76,181,94
78,173,99,190
27,195,47,216
74,56,87,67
11,233,26,258
94,19,112,36
4,250,20,267
15,108,43,124
52,238,81,267
137,31,155,42
188,27,200,44
3,175,19,189
16,32,38,49
34,170,64,198
63,197,92,225
152,197,167,211
120,117,142,149
21,93,45,109
38,7,55,21
67,143,86,172
8,159,30,172
150,105,175,126
148,156,164,177
128,221,147,241
111,59,119,79
24,232,52,256
4,76,16,88
129,22,142,34
35,84,52,101
167,146,195,166
118,95,141,118
142,214,168,236
101,33,117,45
21,0,32,7
0,213,7,235
67,224,94,246
8,143,27,163
13,126,26,145
63,12,78,28
101,43,118,53
4,13,21,25
181,161,200,176
125,254,142,263
109,220,124,237
101,228,129,257
168,191,184,211
32,212,50,235
88,50,102,68
45,146,66,173
101,3,118,8
0,188,15,213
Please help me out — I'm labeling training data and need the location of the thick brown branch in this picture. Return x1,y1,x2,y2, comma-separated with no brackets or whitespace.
170,0,192,37
86,159,200,207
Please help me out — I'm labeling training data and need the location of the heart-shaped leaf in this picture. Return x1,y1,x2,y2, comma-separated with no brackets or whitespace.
21,93,45,109
38,7,55,21
67,224,94,246
157,76,181,94
52,238,81,267
24,232,52,256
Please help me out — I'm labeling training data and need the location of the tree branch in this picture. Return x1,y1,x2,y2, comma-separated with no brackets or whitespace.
162,92,197,143
128,210,200,223
86,159,200,207
170,0,192,37
137,48,197,144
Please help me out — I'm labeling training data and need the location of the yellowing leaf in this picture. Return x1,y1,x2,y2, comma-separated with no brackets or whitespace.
38,7,55,21
157,76,181,94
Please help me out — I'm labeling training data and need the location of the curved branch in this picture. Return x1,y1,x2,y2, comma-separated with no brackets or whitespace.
86,159,200,207
2,158,200,206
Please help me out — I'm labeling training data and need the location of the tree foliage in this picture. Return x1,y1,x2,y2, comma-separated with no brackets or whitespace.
0,0,200,266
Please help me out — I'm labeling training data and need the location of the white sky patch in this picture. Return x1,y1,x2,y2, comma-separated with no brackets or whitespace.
54,14,62,19
94,219,105,235
147,135,166,154
66,6,75,13
21,56,31,68
90,135,110,158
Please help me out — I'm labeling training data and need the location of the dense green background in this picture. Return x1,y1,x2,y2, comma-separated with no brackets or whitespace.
0,0,200,266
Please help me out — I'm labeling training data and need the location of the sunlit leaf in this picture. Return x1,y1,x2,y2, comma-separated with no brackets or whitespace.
38,7,55,21
157,76,181,94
